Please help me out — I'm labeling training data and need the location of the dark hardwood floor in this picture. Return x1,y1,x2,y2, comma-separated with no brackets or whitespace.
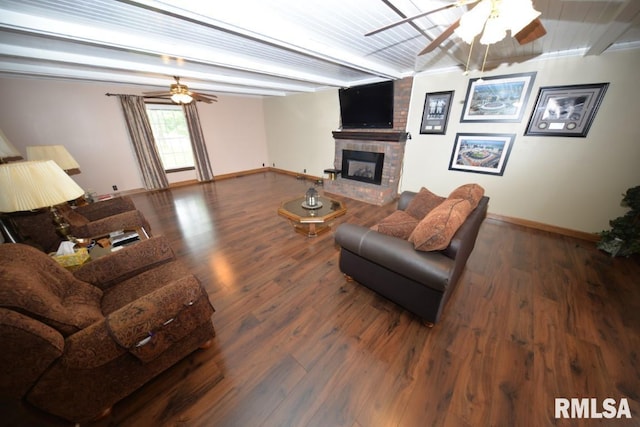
5,172,640,426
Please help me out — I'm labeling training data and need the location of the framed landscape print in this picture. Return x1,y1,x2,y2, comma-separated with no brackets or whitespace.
449,133,515,176
525,82,609,137
460,72,536,123
420,90,454,134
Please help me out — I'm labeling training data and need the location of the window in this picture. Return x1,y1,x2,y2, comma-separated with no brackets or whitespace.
145,104,195,172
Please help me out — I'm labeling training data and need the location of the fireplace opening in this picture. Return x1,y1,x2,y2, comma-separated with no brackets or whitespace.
341,149,384,185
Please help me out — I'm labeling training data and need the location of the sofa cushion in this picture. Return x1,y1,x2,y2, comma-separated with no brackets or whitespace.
376,210,420,240
404,187,446,219
408,198,473,251
449,184,485,210
0,244,103,336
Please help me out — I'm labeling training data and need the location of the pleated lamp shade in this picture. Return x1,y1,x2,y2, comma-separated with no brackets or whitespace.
0,160,85,212
0,128,23,162
26,145,81,175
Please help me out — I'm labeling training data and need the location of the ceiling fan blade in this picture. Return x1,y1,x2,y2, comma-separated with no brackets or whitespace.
418,19,461,55
191,93,217,103
515,18,547,45
365,0,478,36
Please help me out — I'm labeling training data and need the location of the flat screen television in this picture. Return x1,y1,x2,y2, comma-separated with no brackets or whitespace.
338,81,394,129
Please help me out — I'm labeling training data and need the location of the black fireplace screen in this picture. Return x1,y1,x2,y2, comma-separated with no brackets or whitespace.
341,149,384,185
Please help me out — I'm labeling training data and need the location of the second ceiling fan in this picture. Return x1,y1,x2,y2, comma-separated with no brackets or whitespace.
367,0,546,56
143,76,218,104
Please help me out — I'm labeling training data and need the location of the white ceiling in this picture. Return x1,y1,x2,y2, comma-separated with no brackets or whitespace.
1,0,639,97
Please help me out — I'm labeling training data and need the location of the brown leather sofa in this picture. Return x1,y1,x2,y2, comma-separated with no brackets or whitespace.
335,190,488,325
0,236,215,422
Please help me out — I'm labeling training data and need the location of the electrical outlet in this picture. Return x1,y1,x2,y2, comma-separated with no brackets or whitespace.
112,185,118,191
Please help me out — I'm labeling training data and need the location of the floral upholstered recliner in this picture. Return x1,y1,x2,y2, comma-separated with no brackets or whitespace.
0,236,215,423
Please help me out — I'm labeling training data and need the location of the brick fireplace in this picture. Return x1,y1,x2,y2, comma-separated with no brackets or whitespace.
324,131,409,205
324,76,413,205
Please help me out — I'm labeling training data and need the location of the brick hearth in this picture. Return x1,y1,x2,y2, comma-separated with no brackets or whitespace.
324,131,408,206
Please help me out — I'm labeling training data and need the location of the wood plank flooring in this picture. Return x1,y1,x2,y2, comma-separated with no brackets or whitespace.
5,172,639,426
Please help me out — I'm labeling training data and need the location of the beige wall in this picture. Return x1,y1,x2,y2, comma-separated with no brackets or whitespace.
405,49,640,233
263,49,640,233
1,47,639,234
264,89,339,176
0,77,269,195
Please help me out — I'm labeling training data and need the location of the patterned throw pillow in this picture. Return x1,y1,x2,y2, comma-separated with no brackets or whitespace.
376,210,420,240
404,187,446,219
408,198,473,251
448,183,485,210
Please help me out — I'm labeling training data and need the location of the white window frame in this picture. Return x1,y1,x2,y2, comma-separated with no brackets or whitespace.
145,103,195,173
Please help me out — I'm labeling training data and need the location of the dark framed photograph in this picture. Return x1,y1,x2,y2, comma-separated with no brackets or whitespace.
449,133,515,176
420,90,454,134
525,82,609,137
461,72,536,123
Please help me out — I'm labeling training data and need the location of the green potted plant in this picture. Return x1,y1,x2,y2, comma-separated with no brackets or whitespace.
597,185,640,257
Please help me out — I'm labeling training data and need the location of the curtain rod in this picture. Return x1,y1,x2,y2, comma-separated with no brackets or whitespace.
105,93,161,98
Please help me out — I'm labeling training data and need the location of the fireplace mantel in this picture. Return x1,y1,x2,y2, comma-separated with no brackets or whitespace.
332,131,409,142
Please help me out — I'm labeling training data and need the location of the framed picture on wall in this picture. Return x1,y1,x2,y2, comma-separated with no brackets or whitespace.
524,82,609,137
460,72,536,123
449,133,515,176
420,90,454,134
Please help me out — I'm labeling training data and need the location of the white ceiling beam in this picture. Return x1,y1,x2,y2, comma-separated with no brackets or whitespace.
0,61,289,96
123,0,403,80
0,43,316,93
0,9,353,88
585,0,640,56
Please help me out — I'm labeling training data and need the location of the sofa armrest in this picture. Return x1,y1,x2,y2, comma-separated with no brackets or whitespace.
441,196,489,260
71,210,151,237
397,191,417,211
75,196,136,221
107,275,213,362
335,223,454,292
72,236,175,289
0,308,64,398
62,275,213,367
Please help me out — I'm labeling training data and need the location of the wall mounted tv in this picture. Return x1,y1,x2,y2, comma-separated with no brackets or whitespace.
338,81,394,129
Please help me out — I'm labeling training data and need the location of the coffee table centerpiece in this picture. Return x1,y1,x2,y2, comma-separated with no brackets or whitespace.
278,189,346,237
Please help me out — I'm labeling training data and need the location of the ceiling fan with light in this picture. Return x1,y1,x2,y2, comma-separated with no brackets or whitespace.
367,0,546,56
143,76,218,104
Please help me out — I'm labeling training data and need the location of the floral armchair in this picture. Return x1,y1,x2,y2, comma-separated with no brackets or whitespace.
0,236,215,423
9,196,151,253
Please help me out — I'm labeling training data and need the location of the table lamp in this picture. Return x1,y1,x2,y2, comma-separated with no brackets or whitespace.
26,145,81,175
0,160,85,242
0,128,23,163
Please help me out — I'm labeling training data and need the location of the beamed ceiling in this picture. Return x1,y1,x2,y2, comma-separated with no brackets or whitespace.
1,0,639,97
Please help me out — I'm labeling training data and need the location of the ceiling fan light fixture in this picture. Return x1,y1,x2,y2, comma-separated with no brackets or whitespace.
170,92,193,104
455,0,492,43
168,78,194,104
504,0,541,36
456,0,541,46
480,16,506,45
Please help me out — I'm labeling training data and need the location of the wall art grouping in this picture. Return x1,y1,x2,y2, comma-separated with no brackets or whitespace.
419,71,609,176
